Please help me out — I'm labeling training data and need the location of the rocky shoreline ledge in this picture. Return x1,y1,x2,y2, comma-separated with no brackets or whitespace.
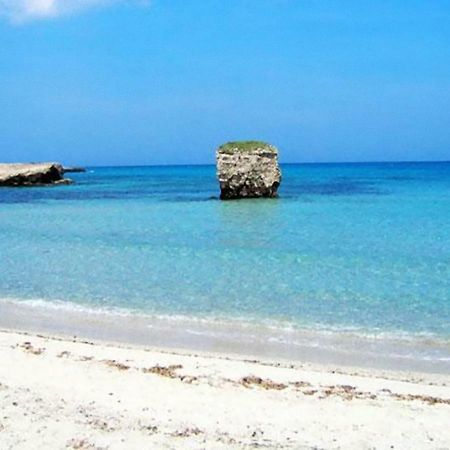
0,163,78,187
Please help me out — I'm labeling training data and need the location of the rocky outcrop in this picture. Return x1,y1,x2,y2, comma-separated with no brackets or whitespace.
0,163,72,187
63,166,86,173
216,141,282,200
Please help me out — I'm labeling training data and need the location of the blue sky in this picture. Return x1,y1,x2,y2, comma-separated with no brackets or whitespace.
0,0,450,166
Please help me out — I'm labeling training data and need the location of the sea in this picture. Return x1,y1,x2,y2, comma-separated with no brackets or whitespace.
1,162,449,372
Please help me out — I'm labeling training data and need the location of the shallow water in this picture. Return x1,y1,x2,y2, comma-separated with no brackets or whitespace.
1,163,449,370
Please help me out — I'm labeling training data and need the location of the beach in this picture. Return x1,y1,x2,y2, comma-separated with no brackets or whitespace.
0,328,449,449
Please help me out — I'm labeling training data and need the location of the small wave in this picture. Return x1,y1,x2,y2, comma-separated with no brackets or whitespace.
1,297,142,318
1,296,450,372
1,296,449,348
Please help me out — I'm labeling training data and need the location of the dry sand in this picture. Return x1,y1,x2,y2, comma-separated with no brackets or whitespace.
0,328,449,449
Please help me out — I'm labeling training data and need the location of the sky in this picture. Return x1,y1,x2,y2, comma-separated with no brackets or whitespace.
0,0,450,166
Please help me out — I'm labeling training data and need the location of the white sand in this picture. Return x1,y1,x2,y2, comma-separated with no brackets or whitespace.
0,329,449,449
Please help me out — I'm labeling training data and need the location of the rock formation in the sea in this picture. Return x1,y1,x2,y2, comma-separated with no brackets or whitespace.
216,141,282,200
0,163,72,187
63,166,86,173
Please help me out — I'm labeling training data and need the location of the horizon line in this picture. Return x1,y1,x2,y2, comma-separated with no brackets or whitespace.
3,159,450,168
74,159,450,169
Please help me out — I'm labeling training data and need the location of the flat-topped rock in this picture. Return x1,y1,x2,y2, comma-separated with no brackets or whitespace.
0,163,72,187
216,141,282,199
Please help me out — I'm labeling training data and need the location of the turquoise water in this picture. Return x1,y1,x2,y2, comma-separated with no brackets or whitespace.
1,163,450,361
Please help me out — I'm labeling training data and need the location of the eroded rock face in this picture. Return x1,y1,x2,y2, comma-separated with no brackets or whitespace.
216,142,281,199
0,163,72,187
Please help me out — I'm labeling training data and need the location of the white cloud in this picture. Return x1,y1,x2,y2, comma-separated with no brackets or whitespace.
0,0,148,23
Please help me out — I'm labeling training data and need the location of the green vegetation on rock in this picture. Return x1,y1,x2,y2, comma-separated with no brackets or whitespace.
218,141,275,154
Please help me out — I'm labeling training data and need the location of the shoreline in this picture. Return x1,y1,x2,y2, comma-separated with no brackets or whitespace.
0,327,449,449
1,297,449,375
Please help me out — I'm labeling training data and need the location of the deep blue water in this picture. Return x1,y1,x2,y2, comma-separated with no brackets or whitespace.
0,162,449,339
